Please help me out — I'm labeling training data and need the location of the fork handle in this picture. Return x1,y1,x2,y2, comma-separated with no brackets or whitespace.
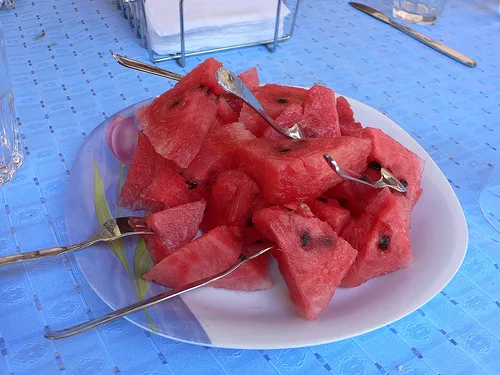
0,242,92,267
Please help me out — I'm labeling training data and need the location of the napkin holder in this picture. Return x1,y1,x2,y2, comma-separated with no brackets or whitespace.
116,0,300,67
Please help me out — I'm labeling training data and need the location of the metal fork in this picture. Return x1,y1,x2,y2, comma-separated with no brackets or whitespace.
0,217,153,267
45,245,275,340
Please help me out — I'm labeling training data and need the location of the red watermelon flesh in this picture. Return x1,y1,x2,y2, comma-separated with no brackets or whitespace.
326,177,377,218
185,122,256,186
171,57,226,97
341,188,413,287
144,226,272,292
308,197,350,234
239,84,307,137
119,132,175,211
237,137,372,204
238,67,260,91
262,103,303,140
353,127,424,225
201,169,262,232
140,167,207,212
300,84,340,138
216,96,239,125
336,96,362,136
136,86,219,168
282,202,315,218
143,200,206,264
253,207,358,320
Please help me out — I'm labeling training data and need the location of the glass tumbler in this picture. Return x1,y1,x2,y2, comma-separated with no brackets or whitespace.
0,24,23,184
393,0,446,25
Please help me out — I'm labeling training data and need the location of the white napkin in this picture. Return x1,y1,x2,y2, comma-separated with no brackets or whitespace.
144,0,291,56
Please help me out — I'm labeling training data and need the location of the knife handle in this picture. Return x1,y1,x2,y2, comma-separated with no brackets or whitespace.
388,20,476,68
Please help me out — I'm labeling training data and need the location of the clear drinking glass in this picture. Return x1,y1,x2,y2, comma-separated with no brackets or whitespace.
0,24,23,184
480,166,500,233
393,0,446,25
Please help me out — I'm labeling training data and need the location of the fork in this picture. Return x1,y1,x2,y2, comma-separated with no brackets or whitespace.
0,217,153,267
44,244,275,340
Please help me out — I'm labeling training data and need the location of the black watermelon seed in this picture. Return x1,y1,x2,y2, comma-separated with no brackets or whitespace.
321,236,334,247
247,217,254,227
279,148,292,153
360,174,370,182
379,236,391,250
170,100,181,108
300,232,311,247
253,239,263,245
206,88,212,95
186,181,197,190
276,98,288,104
215,94,221,100
316,197,328,203
198,84,206,90
338,199,348,208
400,179,408,187
283,206,294,212
369,161,382,171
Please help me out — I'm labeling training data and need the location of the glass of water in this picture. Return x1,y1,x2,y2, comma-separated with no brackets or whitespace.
393,0,446,25
0,24,23,184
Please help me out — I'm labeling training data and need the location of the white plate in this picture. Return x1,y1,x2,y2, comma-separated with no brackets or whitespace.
65,95,468,349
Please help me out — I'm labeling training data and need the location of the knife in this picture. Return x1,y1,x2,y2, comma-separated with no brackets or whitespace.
349,2,477,68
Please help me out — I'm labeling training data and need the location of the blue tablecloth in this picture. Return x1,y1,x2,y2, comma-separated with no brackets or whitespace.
0,0,499,374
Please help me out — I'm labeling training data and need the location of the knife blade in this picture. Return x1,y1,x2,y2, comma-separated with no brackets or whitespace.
349,2,477,68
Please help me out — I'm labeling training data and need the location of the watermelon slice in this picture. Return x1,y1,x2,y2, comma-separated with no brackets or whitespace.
201,169,262,231
336,96,362,136
253,207,358,320
237,137,372,204
184,122,256,186
341,188,413,287
239,84,307,137
140,167,207,212
353,127,424,224
119,132,174,211
308,197,350,234
262,103,303,140
300,85,340,138
170,57,226,97
137,86,219,168
238,67,260,91
144,226,272,292
143,200,206,263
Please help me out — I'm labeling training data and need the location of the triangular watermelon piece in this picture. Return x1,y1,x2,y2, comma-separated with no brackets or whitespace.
119,132,175,211
143,200,206,264
137,86,219,169
237,137,372,204
201,169,262,232
238,67,260,91
184,122,256,186
140,167,207,212
336,96,362,136
144,226,272,292
262,103,303,140
341,188,413,287
308,197,350,234
253,207,358,320
300,84,340,138
239,84,307,137
170,57,226,97
353,127,424,225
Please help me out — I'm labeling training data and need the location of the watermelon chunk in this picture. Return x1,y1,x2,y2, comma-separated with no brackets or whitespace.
144,226,272,292
253,207,358,320
237,137,372,204
170,57,226,97
262,103,303,140
185,122,256,186
119,132,174,211
300,85,340,138
341,188,413,287
137,85,219,168
140,167,207,212
239,84,307,137
201,169,262,231
238,67,260,91
216,97,239,125
336,96,362,136
308,197,350,234
144,200,206,263
354,127,424,224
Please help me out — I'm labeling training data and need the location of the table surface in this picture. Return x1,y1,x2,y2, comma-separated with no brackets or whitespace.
0,0,499,374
